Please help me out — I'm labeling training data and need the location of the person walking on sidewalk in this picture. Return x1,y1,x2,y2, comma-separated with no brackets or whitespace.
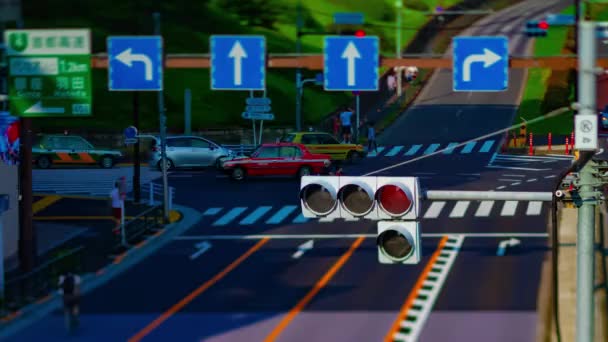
109,180,123,235
58,272,82,333
367,121,378,153
339,107,353,143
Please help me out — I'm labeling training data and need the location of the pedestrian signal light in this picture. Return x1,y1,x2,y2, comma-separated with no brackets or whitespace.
377,221,421,264
525,20,547,37
299,176,421,220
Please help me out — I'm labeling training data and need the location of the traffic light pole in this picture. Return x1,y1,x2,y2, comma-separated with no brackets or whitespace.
153,12,170,223
295,0,303,132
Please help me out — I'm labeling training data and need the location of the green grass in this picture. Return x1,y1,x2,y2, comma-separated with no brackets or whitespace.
515,5,574,135
15,0,460,132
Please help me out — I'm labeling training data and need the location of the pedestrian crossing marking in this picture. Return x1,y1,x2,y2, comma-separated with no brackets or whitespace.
213,207,247,226
423,143,441,155
526,201,542,216
500,201,518,216
266,205,297,224
424,201,446,218
449,201,470,217
240,206,272,225
367,146,385,157
292,213,309,223
404,144,422,156
475,201,494,217
479,140,494,153
461,141,476,154
385,146,404,157
203,208,222,216
443,143,458,154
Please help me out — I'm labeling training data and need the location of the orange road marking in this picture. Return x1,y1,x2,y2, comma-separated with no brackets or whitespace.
383,236,449,342
55,153,74,163
263,236,365,342
35,295,52,305
33,215,141,220
113,252,128,265
128,238,270,342
77,152,96,163
32,195,62,215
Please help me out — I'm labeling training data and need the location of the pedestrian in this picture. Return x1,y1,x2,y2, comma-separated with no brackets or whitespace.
109,180,123,235
339,106,353,143
58,272,82,333
367,121,377,153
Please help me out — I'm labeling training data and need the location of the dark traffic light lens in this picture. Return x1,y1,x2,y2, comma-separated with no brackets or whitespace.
378,229,413,261
301,184,337,216
339,184,374,216
376,184,413,217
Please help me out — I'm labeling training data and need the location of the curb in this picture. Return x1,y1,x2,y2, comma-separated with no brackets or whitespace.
0,205,202,340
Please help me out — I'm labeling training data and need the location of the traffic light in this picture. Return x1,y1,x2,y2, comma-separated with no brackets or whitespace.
377,221,421,264
299,176,421,220
525,20,548,37
340,29,366,37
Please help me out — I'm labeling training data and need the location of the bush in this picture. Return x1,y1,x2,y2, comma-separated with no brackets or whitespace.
403,0,430,12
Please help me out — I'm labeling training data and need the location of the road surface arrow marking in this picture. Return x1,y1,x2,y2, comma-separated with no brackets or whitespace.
189,240,212,260
341,41,361,86
462,48,501,82
496,238,520,256
229,41,247,86
116,48,154,81
292,239,314,259
24,101,64,114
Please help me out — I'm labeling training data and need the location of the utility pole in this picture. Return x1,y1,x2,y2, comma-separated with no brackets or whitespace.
153,12,170,222
395,0,402,58
132,92,141,203
575,20,597,342
574,0,581,108
295,0,303,132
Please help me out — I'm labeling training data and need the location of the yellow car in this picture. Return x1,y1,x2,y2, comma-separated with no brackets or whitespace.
281,132,366,162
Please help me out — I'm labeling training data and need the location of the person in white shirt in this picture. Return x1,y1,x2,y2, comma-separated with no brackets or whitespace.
110,181,123,234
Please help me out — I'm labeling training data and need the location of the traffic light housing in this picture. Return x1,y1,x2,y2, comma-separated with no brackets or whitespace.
377,221,421,264
340,29,366,37
525,20,548,37
299,176,421,220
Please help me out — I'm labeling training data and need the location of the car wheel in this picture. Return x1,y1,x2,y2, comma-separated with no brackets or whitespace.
100,156,114,169
36,156,52,169
231,167,245,181
157,159,174,171
298,166,312,178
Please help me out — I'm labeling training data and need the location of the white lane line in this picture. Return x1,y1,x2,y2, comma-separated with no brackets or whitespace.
496,185,507,190
173,233,549,240
503,174,526,177
475,201,494,217
423,201,446,219
526,178,538,182
545,175,557,178
500,201,518,216
499,178,521,182
486,165,551,171
526,201,543,216
449,201,470,218
511,182,521,186
392,235,465,342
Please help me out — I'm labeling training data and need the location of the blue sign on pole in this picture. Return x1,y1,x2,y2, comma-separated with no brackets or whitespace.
210,35,266,90
324,36,379,91
452,36,509,92
108,36,163,91
546,14,575,26
124,126,138,139
333,12,365,25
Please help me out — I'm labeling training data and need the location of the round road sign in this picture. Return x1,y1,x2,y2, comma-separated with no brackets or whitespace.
124,126,138,139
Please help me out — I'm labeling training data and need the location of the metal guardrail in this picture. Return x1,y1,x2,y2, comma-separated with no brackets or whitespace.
141,183,175,211
115,205,163,250
1,246,84,314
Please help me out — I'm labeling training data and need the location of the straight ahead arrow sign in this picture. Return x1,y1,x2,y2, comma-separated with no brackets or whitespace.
341,41,361,86
229,41,247,86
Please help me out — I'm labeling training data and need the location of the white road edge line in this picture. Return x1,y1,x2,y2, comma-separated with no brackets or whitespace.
173,233,548,240
393,235,465,342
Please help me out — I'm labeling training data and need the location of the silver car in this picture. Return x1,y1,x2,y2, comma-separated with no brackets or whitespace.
149,136,236,170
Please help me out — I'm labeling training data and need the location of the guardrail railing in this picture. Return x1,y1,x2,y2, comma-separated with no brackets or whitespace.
1,246,84,315
115,205,163,250
141,183,175,211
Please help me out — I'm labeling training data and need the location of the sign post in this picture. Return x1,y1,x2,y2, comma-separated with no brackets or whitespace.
4,29,92,116
243,96,274,144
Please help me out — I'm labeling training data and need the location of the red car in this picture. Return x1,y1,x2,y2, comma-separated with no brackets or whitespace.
221,143,332,181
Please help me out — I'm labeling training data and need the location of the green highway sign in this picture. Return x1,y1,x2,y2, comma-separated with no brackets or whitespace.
4,29,92,117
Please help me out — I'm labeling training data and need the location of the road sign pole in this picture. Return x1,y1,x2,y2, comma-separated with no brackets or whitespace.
395,0,402,59
259,119,264,144
154,12,170,222
184,88,191,135
295,0,303,132
575,21,597,342
355,94,360,143
133,92,141,203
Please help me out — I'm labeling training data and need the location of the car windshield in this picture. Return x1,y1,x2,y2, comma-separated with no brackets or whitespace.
281,134,296,142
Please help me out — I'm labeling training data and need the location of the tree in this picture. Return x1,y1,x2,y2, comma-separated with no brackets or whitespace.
216,0,284,29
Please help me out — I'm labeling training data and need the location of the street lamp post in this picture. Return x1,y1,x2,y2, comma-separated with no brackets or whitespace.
395,1,404,96
295,0,304,132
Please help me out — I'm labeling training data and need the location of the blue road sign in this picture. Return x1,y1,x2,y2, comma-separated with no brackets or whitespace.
124,126,138,139
324,36,379,91
210,35,266,90
597,23,608,38
246,105,271,113
246,97,271,105
333,12,365,25
546,14,574,26
108,36,163,91
242,112,274,120
453,36,509,92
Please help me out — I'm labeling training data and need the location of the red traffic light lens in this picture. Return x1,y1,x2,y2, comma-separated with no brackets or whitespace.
376,184,413,217
301,184,337,216
538,21,548,30
354,30,366,37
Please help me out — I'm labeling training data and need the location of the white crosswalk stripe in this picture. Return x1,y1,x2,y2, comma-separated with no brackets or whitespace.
370,140,497,158
202,200,548,227
32,167,162,196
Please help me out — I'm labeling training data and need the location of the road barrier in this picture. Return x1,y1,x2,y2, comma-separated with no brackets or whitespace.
0,246,84,315
529,132,534,155
142,183,175,212
115,205,163,250
566,137,570,154
548,132,552,152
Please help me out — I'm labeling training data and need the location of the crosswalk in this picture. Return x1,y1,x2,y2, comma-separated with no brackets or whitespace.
202,200,547,227
368,139,497,158
33,167,162,196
